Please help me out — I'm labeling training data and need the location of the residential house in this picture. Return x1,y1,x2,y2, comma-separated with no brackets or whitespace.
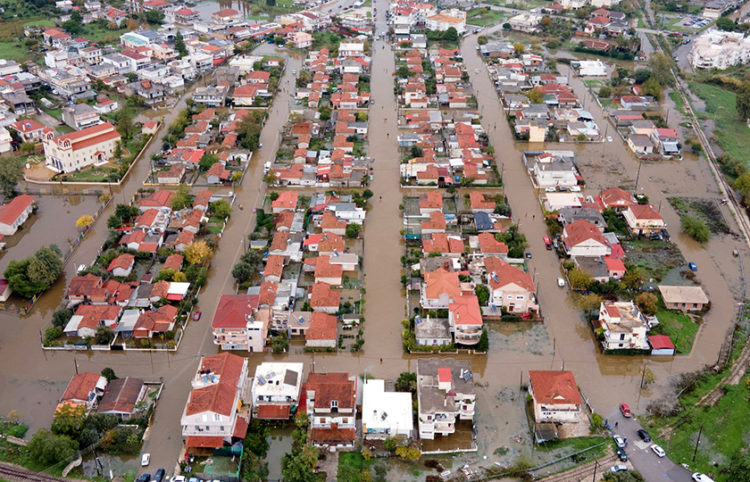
658,285,709,312
421,268,461,309
562,220,611,258
596,301,650,350
43,122,121,173
0,194,35,235
251,362,304,420
108,253,135,278
98,377,147,420
305,373,358,448
622,204,666,235
416,358,475,440
448,294,483,346
362,379,414,440
58,372,107,412
305,312,338,348
485,257,538,315
211,294,267,352
528,370,582,424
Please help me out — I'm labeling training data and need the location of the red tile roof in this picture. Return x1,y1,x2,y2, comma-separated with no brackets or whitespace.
485,257,535,292
185,436,225,449
212,294,258,329
529,370,581,405
424,268,460,301
450,294,483,326
306,312,337,341
563,219,607,249
256,404,290,419
649,334,674,350
60,373,102,402
310,282,340,308
107,253,134,272
185,381,237,416
305,372,356,409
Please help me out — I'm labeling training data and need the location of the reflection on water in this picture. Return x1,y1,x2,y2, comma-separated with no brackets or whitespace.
266,425,293,481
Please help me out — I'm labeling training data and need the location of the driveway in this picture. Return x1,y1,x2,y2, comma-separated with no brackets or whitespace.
607,408,693,482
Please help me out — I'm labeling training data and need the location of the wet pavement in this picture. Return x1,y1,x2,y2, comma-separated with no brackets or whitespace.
0,2,746,479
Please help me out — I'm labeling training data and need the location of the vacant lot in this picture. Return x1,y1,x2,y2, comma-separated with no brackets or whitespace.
652,309,699,354
667,197,730,235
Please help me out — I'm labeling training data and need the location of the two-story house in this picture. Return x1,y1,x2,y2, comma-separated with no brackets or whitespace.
528,370,582,424
211,294,267,352
251,362,304,420
417,358,475,440
597,301,650,351
484,257,538,315
305,372,357,448
181,352,249,451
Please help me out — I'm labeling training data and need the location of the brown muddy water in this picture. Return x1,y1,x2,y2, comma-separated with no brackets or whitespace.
0,2,745,478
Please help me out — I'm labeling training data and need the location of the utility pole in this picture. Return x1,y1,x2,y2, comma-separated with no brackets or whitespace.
693,424,704,462
639,365,647,389
634,161,643,194
591,459,598,482
74,357,79,375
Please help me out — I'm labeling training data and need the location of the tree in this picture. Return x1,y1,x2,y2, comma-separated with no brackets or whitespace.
184,241,213,265
114,108,136,142
475,284,489,305
271,332,288,353
210,199,232,219
0,156,24,197
716,16,736,32
101,367,117,382
62,11,84,35
281,444,318,482
568,267,592,291
681,215,710,243
513,42,525,56
443,27,458,43
737,81,750,121
115,204,139,222
76,215,94,230
52,308,73,328
232,261,254,283
647,53,674,87
477,36,488,45
602,471,645,482
577,293,602,313
598,86,612,98
346,223,361,239
383,437,398,451
736,172,750,204
726,455,750,481
171,185,192,210
395,372,417,394
19,141,35,154
113,141,123,160
635,292,658,315
51,404,86,437
174,30,187,57
94,326,115,345
396,65,411,78
318,105,331,121
641,77,663,100
26,246,63,288
199,152,218,171
143,9,165,24
28,429,78,466
527,87,544,104
395,445,421,461
622,267,646,291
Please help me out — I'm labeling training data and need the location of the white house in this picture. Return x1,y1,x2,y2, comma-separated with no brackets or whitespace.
43,122,121,173
417,358,475,440
597,301,650,351
211,294,268,353
0,194,35,236
305,372,358,448
362,379,414,440
528,370,582,423
251,362,303,420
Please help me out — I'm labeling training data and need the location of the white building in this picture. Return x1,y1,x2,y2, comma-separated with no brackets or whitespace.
362,379,414,440
251,362,303,420
42,122,121,173
181,353,249,450
425,9,466,35
417,358,475,440
528,370,582,423
0,126,11,153
597,301,650,351
211,294,268,353
691,29,750,70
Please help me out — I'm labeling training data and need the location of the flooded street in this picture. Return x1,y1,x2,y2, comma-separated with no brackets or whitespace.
0,2,746,478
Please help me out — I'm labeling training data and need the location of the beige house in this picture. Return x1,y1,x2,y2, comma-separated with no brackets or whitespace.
485,257,538,315
528,370,582,423
43,122,121,173
597,301,649,351
658,285,709,312
622,204,666,235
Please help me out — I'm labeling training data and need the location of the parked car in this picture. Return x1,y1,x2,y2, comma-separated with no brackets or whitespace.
525,252,532,259
545,186,556,192
688,262,697,271
651,444,666,457
637,429,651,442
691,474,714,482
557,277,566,287
619,403,632,417
77,264,87,274
141,453,151,466
154,469,165,482
611,465,628,473
169,477,186,482
137,474,151,482
192,311,202,321
569,186,581,192
613,435,626,448
616,448,628,462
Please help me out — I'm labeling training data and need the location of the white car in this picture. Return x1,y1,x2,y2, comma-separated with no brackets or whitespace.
544,187,556,192
607,136,613,142
557,277,565,287
691,474,714,482
569,186,581,192
610,465,628,473
77,264,87,273
613,435,626,448
141,453,151,466
170,477,186,482
651,444,666,457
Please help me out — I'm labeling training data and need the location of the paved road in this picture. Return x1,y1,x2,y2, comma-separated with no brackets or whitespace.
607,408,693,482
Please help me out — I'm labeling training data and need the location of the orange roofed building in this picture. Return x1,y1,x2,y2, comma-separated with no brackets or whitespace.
528,370,582,424
43,122,121,173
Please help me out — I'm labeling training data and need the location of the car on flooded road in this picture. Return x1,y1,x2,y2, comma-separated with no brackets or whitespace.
689,262,697,271
192,311,202,321
619,403,632,417
141,453,151,466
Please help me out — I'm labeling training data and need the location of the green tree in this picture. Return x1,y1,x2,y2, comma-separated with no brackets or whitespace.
281,444,318,482
527,87,544,104
318,105,332,121
63,11,84,35
642,77,663,100
210,199,232,219
602,471,645,481
681,215,710,243
0,156,24,197
476,328,489,351
52,308,73,328
143,9,165,24
726,455,750,481
383,437,398,451
474,284,489,305
622,267,646,291
51,403,86,437
26,246,64,287
271,332,289,353
736,172,750,204
174,30,188,58
101,367,117,382
716,16,736,32
395,372,417,394
513,42,525,55
114,108,136,142
443,27,458,43
171,185,192,210
94,326,115,345
568,267,592,291
28,429,78,466
577,293,602,314
232,262,254,283
199,152,219,171
736,82,750,121
115,204,139,222
346,223,361,239
647,53,674,87
635,292,658,315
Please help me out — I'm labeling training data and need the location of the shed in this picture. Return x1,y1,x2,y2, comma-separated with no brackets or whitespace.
649,334,675,356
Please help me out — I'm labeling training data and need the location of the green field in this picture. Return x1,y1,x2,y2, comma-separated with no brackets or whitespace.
689,82,750,171
467,8,506,27
337,452,374,480
651,309,699,354
669,90,685,115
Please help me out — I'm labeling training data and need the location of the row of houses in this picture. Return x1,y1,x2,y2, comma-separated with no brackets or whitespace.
395,47,470,110
210,191,367,351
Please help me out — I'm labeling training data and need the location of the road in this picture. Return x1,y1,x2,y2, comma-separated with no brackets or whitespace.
607,408,693,481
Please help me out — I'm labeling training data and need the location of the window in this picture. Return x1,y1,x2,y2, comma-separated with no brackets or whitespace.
331,400,338,408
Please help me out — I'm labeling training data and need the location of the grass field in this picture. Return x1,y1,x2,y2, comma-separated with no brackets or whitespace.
81,23,128,44
688,82,750,170
337,452,373,480
651,309,699,354
467,8,506,27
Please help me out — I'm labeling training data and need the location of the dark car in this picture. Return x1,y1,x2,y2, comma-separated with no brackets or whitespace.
616,448,628,462
154,468,165,482
637,429,651,442
137,474,151,482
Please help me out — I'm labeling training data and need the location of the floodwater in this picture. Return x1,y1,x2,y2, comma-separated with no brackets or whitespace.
0,0,745,478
